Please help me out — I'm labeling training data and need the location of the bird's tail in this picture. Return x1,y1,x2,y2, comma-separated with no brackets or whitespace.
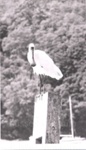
54,66,63,80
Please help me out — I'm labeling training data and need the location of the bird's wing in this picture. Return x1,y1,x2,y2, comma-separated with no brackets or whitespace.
34,50,63,80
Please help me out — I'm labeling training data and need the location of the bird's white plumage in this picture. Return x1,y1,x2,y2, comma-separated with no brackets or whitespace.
27,43,63,80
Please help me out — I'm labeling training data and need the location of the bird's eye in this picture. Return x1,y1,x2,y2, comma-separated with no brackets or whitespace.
31,47,34,50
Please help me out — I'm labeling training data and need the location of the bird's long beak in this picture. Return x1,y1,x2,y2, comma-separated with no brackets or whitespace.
31,47,36,67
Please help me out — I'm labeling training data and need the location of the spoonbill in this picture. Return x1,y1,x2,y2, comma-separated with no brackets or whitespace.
27,43,63,92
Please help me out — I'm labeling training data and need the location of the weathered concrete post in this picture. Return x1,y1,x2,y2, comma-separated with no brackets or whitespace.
29,89,61,144
45,91,61,143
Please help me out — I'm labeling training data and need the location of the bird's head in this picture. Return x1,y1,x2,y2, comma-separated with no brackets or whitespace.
27,43,35,51
27,43,36,67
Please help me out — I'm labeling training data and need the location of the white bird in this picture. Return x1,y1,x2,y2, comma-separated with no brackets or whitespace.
27,43,63,92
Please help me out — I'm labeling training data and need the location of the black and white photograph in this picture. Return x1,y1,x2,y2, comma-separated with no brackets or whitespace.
0,0,86,149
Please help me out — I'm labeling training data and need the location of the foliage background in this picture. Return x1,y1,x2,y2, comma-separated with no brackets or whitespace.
0,0,86,140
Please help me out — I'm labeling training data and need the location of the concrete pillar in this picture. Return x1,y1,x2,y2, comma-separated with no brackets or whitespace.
30,90,61,144
46,91,61,143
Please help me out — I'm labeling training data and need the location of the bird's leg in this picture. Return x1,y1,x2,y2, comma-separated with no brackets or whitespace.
39,75,42,94
42,75,45,93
